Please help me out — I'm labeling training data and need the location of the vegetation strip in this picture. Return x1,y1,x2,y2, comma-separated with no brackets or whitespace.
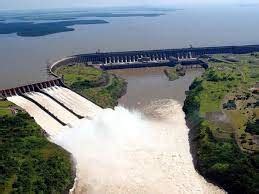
54,64,127,108
0,102,74,193
183,53,259,194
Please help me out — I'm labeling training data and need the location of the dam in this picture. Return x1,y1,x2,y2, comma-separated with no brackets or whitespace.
0,79,102,135
49,44,259,71
2,44,259,134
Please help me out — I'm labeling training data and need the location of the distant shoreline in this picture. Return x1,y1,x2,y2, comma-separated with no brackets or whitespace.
0,11,167,37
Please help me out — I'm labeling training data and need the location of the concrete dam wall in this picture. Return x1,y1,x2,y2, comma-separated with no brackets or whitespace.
50,44,259,70
7,86,102,134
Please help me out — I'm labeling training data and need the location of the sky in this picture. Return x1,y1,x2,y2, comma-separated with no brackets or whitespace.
0,0,258,10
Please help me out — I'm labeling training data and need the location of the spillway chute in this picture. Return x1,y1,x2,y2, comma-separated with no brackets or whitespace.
43,86,102,118
7,95,63,136
7,86,102,136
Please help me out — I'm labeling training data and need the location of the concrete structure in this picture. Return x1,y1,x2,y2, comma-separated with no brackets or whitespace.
0,78,82,126
7,85,102,134
1,78,101,131
0,78,64,98
50,44,259,71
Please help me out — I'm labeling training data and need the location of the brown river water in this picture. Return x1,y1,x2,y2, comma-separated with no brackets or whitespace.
113,67,203,108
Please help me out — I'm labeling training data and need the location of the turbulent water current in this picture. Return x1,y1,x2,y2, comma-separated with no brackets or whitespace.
53,99,224,194
8,86,224,194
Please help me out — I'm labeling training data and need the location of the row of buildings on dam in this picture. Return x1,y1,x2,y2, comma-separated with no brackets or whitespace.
50,44,259,71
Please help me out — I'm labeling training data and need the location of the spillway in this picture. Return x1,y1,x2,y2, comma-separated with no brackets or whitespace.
53,100,224,194
26,92,79,125
7,95,63,136
7,86,102,135
43,86,102,118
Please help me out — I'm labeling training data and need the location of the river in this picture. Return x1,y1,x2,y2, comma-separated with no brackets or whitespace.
112,67,203,108
50,68,225,193
7,67,225,193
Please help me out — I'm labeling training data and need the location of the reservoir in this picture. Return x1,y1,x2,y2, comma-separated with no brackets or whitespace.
1,6,259,88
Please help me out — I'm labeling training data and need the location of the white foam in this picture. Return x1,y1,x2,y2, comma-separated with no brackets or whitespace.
43,86,102,118
7,86,101,134
52,99,225,194
26,92,79,125
8,89,225,194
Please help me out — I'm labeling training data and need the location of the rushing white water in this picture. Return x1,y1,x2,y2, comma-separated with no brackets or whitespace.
7,86,101,134
43,86,102,118
8,88,224,193
52,99,224,194
26,92,79,125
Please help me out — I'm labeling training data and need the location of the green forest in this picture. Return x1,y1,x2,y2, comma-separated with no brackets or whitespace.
0,107,74,193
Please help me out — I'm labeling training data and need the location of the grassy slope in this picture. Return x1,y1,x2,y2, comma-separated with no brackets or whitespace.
0,103,74,194
183,53,259,194
0,101,14,116
56,65,106,87
55,65,127,108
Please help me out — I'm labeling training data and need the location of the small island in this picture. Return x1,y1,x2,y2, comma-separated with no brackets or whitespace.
183,53,259,194
0,20,109,37
164,65,186,81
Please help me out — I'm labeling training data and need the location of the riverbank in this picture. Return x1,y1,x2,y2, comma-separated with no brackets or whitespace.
0,100,74,193
183,53,259,193
54,64,127,108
